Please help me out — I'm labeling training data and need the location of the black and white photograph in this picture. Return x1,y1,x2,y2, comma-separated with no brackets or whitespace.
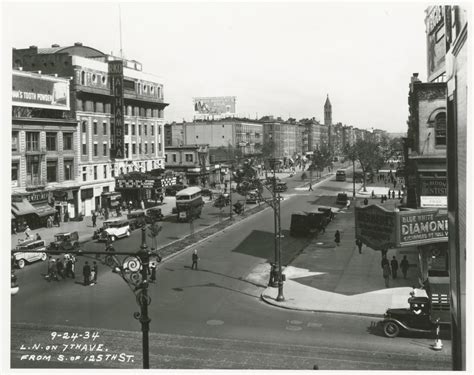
1,1,471,373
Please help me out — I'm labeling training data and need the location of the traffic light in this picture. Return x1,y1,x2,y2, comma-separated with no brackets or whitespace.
233,202,243,215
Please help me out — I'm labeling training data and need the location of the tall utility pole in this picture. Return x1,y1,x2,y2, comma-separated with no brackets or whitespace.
352,158,356,199
229,163,233,220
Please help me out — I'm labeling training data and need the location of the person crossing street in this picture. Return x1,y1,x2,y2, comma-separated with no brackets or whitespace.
191,250,199,270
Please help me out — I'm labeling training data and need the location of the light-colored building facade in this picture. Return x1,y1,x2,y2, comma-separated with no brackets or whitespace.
13,43,168,215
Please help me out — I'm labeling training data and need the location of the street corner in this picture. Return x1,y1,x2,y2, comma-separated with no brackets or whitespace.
244,262,271,287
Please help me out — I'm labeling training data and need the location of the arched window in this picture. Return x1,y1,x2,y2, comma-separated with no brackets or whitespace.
435,112,446,146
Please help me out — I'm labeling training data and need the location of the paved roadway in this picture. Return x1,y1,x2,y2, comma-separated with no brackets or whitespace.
10,170,451,370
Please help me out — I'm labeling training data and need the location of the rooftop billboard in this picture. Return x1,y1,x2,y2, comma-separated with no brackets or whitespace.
193,96,236,119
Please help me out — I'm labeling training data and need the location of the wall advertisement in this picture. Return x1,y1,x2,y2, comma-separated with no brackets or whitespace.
12,72,70,110
193,96,236,118
354,205,397,250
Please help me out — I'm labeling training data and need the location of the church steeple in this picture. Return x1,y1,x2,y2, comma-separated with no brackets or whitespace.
324,94,332,126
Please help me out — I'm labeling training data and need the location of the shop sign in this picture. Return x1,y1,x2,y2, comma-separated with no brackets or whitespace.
12,71,70,110
81,188,94,200
109,60,124,159
27,191,50,203
355,205,397,250
397,209,448,246
116,179,161,189
420,196,447,208
420,179,447,195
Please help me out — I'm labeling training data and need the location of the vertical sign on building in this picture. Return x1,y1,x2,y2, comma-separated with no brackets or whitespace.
109,60,125,159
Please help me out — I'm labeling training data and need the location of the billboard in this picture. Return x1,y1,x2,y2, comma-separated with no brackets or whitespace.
193,96,236,119
12,71,69,110
355,205,448,250
109,61,125,159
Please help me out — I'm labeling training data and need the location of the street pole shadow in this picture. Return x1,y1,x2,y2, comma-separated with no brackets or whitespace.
182,266,267,288
175,282,261,299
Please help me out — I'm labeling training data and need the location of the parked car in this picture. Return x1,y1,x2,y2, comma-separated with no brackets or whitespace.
336,193,349,205
246,190,260,204
100,218,131,241
146,207,164,222
317,206,336,222
382,289,450,338
274,182,288,193
290,211,327,237
49,232,79,252
12,239,47,269
127,210,148,230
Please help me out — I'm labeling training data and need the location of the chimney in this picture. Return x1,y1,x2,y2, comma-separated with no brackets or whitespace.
51,44,60,48
74,42,83,46
411,73,421,83
29,45,38,53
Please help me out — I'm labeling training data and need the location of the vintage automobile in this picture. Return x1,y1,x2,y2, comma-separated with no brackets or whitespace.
127,210,148,230
12,239,48,269
49,232,80,252
290,211,328,237
246,190,260,204
165,184,188,196
11,272,19,295
382,288,450,338
100,218,131,241
317,206,336,222
146,207,164,222
274,182,288,193
336,193,349,206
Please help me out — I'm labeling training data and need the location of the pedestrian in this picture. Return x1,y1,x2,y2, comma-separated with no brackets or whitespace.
116,206,121,217
92,212,97,227
191,249,199,270
65,256,74,278
35,233,41,241
371,190,375,198
387,189,391,199
47,256,56,281
149,261,157,283
383,263,391,287
363,198,368,205
398,190,401,199
381,254,389,269
47,216,52,228
355,239,363,254
83,261,91,286
390,256,399,279
91,261,98,285
334,230,341,246
55,212,61,227
24,225,31,239
380,195,384,204
64,210,69,222
320,222,326,234
392,190,396,200
159,195,164,205
400,255,409,279
56,258,65,280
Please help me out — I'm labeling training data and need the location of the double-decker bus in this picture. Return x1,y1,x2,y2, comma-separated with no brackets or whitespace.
175,187,204,222
335,170,346,181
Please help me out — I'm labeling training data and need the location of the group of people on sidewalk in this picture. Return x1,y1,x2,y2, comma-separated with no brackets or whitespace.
381,254,410,287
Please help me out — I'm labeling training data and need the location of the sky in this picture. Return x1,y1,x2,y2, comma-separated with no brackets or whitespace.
2,1,429,132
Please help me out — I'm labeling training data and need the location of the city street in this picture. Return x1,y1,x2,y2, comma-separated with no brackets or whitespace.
11,170,451,370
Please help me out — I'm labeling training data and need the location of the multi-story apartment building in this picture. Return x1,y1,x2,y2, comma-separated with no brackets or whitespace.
11,70,78,230
261,117,297,161
13,43,168,215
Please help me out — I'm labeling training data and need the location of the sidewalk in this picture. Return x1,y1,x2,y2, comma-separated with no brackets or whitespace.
259,185,421,317
11,196,178,249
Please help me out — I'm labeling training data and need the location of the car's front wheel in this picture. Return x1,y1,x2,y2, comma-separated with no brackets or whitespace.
17,259,26,269
41,253,47,261
383,321,400,338
126,230,130,237
112,235,118,242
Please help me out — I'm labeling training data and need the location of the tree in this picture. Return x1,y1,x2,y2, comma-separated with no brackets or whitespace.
310,144,333,174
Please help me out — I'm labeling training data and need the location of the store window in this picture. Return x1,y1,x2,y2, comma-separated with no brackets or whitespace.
435,112,447,146
63,133,73,150
64,160,74,180
47,160,57,182
46,132,57,151
26,132,39,151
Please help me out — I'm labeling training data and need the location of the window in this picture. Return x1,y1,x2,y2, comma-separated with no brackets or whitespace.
93,144,98,156
144,143,148,154
158,126,161,135
139,125,142,136
172,154,177,162
82,143,87,155
103,143,107,156
158,142,162,152
26,132,39,151
12,162,19,181
151,125,154,136
82,121,87,133
125,144,129,158
103,165,107,179
132,125,136,135
46,132,57,151
63,133,73,150
132,144,136,154
12,132,19,152
26,156,40,184
93,166,97,180
47,160,57,182
139,143,142,154
185,154,193,162
111,164,115,177
82,166,87,182
125,124,129,135
93,122,98,135
103,122,107,135
151,143,155,153
81,71,85,85
64,160,73,180
164,154,168,163
144,125,147,135
435,113,447,146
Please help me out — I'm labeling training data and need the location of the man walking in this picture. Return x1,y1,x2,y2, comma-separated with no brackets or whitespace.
355,238,363,254
400,255,409,279
391,256,399,279
92,212,97,227
91,261,98,285
334,230,341,246
83,261,91,286
383,263,391,288
191,250,199,270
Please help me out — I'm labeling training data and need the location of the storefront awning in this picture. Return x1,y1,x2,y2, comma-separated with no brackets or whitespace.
34,203,56,217
12,199,37,216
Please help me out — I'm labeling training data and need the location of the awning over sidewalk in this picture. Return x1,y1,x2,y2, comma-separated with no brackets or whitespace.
11,199,37,216
34,203,56,217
